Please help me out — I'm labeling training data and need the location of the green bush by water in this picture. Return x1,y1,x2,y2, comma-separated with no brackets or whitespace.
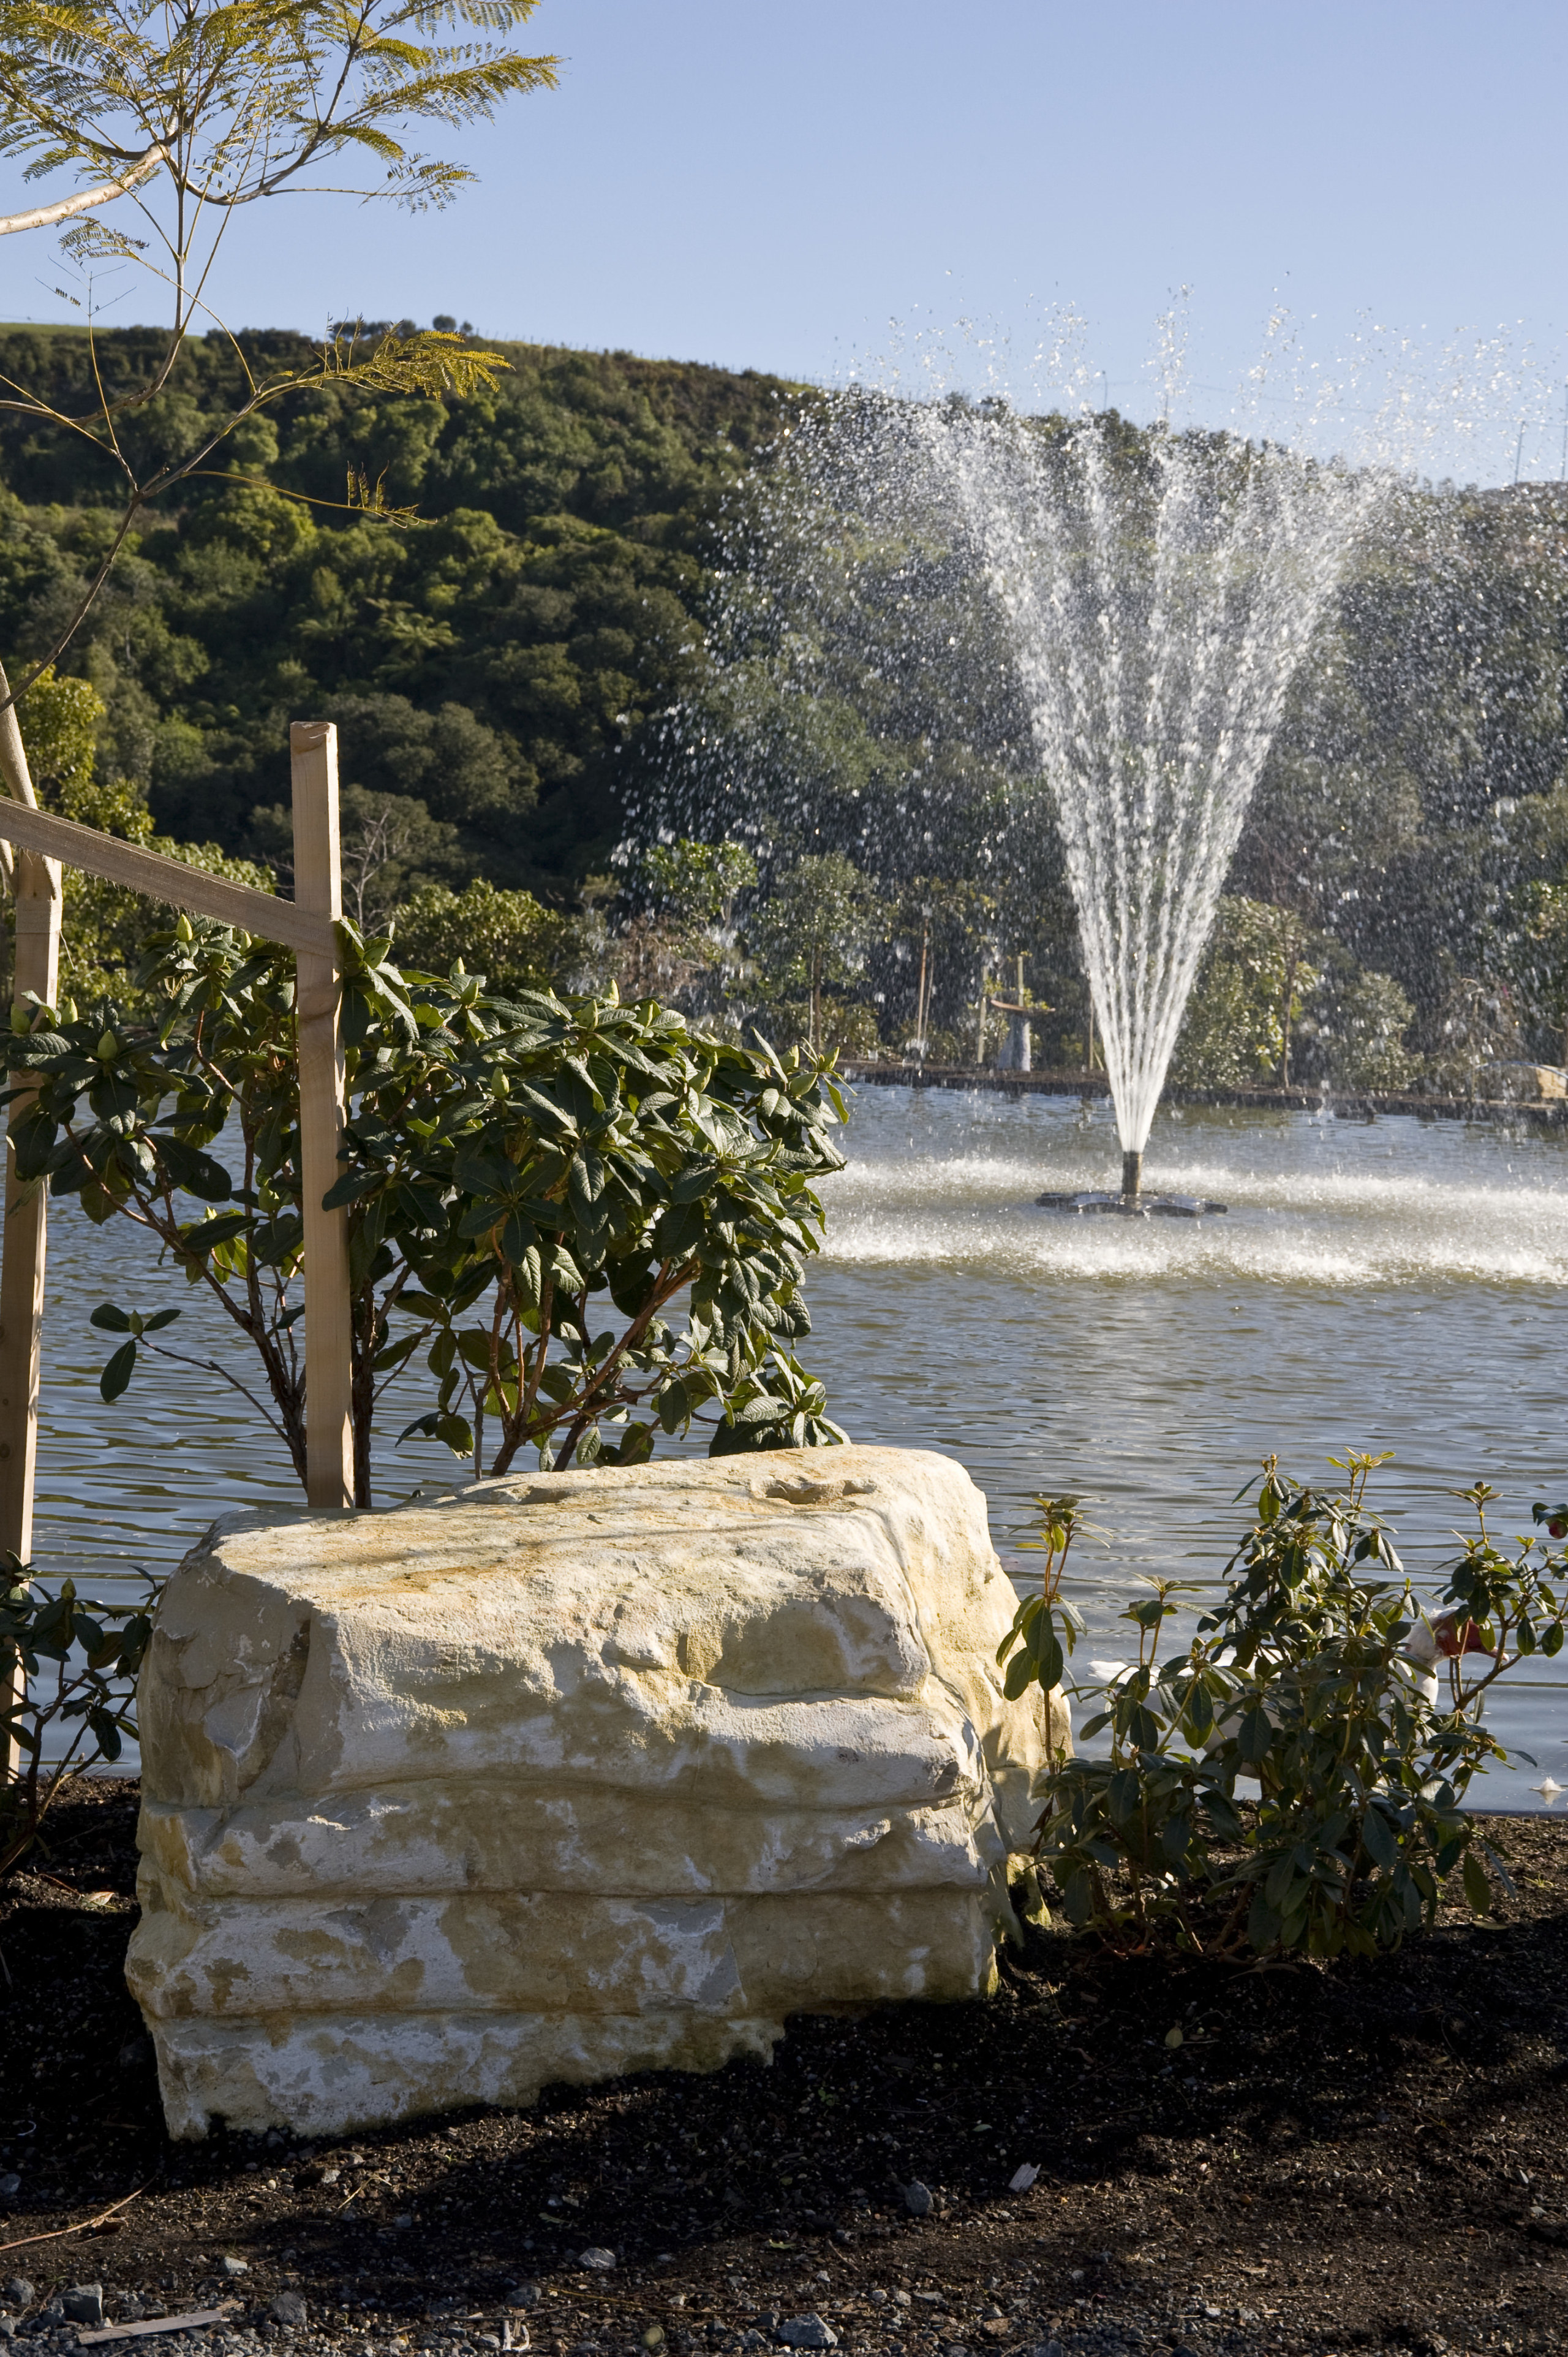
1001,1459,1568,1959
6,917,848,1505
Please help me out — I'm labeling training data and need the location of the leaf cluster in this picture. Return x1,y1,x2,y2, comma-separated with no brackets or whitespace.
0,0,559,215
1006,1453,1567,1961
4,914,849,1500
1,1554,157,1875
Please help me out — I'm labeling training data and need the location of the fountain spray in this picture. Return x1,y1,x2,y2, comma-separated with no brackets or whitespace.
927,409,1389,1216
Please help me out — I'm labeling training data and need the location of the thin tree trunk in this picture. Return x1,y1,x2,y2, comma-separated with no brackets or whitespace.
914,925,928,1062
1279,947,1299,1087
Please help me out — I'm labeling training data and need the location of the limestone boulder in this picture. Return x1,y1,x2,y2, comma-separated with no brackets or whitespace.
127,1445,1063,2138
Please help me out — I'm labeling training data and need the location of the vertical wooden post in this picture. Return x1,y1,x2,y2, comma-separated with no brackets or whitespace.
913,923,928,1065
0,681,61,1570
0,677,61,1782
291,722,355,1511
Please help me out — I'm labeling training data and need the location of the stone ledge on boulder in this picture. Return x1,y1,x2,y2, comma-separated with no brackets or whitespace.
127,1444,1063,2138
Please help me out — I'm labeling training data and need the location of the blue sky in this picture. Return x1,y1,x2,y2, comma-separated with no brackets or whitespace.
3,0,1564,479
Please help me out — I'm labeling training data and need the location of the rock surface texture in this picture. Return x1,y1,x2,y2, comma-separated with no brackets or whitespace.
127,1445,1059,2138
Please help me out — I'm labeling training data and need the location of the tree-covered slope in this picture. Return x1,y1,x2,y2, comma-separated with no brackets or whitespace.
0,326,806,891
2,327,1568,1072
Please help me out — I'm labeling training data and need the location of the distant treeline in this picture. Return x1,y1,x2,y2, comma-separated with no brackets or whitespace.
0,325,1564,1072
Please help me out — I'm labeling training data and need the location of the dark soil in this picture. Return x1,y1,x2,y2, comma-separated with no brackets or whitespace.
2,1779,1567,2357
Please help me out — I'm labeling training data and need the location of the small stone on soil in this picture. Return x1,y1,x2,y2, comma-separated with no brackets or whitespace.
775,2320,837,2350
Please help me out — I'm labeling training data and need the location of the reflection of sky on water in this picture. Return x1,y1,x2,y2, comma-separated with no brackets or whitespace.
26,1088,1568,1813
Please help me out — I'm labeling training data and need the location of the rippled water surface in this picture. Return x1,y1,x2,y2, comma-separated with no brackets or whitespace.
804,1088,1568,1811
27,1086,1568,1810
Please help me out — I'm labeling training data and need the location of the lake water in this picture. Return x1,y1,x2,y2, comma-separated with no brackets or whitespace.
26,1086,1568,1812
804,1087,1568,1813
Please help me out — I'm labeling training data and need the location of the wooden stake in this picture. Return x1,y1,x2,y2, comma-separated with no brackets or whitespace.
914,922,929,1063
0,673,60,1783
0,677,61,1572
290,722,354,1511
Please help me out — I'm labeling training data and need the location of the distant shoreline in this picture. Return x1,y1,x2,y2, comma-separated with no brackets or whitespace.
838,1061,1568,1127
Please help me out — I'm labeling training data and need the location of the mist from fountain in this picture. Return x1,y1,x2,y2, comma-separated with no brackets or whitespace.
649,320,1510,1193
924,410,1390,1173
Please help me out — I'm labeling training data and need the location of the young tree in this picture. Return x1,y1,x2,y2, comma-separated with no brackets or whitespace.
391,876,576,997
12,923,848,1502
1171,897,1322,1091
639,839,758,933
1513,879,1568,1067
890,874,998,1057
0,0,560,695
747,852,883,1055
598,838,761,1019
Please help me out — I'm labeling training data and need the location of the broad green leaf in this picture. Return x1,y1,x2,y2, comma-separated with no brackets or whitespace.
1461,1851,1491,1916
1237,1706,1273,1764
1360,1807,1399,1871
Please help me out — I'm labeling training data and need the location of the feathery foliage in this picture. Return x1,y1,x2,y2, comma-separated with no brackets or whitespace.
0,0,558,215
0,0,558,693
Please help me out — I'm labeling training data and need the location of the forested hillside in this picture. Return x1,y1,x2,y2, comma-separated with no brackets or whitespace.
1,322,1566,1077
0,323,803,891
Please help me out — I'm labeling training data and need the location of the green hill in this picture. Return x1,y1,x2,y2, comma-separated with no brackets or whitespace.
0,326,808,893
1,327,1566,1070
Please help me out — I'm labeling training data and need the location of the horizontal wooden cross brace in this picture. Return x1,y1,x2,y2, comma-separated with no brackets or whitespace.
0,797,335,960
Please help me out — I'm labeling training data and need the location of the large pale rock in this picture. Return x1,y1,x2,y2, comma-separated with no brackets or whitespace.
127,1445,1061,2138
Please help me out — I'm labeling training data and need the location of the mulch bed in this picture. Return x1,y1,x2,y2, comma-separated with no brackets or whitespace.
2,1779,1566,2357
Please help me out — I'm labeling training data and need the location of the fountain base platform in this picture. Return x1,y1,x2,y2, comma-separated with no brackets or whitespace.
1035,1189,1228,1219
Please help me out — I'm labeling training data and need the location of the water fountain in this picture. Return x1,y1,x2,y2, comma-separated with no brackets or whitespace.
922,407,1389,1214
665,382,1393,1211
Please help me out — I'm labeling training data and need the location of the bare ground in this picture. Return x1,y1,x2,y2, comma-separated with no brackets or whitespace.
2,1779,1566,2357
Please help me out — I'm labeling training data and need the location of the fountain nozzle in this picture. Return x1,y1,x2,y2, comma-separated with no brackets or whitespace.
1035,1144,1226,1218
